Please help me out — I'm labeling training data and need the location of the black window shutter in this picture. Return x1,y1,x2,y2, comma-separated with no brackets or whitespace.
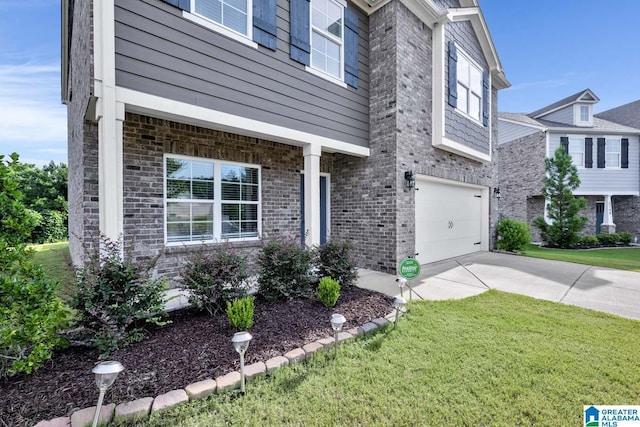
482,72,489,127
560,137,569,154
597,138,606,168
621,138,629,168
253,0,277,50
584,137,593,168
290,0,310,65
163,0,191,12
447,41,457,108
344,8,359,89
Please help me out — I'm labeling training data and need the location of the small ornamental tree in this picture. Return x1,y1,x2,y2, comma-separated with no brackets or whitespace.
533,147,587,248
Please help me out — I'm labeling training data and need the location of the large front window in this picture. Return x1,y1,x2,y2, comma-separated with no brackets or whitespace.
569,138,584,167
165,156,260,243
193,0,249,35
606,138,621,168
311,0,343,79
456,48,483,122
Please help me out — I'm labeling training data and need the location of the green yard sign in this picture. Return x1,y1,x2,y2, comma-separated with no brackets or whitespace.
399,258,421,280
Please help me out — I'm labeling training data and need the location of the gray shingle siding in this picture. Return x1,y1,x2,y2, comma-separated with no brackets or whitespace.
444,20,491,156
114,0,370,148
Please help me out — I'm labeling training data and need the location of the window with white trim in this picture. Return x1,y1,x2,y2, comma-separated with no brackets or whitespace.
311,0,344,79
165,156,260,243
606,138,621,168
580,105,590,122
569,137,584,167
193,0,250,36
456,48,483,123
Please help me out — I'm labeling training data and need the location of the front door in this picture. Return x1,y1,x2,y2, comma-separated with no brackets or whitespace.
596,202,604,234
300,174,328,246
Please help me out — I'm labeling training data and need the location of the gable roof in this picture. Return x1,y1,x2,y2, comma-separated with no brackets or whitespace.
499,112,640,134
595,100,640,129
528,89,599,119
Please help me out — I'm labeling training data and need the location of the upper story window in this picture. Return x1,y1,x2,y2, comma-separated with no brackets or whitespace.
310,0,344,80
455,48,483,123
580,105,590,122
569,137,584,167
606,138,621,168
193,0,249,36
165,155,260,244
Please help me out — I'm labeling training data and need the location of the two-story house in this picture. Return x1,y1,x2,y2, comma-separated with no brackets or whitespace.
62,0,508,283
497,89,640,241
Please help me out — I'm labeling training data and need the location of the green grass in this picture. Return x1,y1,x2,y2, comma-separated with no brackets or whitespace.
522,244,640,272
117,291,640,427
30,241,75,301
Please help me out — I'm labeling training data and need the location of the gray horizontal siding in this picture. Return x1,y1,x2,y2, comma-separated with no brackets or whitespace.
497,120,540,144
114,0,369,148
541,105,573,125
548,133,640,194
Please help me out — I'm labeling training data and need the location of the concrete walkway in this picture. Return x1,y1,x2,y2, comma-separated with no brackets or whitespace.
357,251,640,321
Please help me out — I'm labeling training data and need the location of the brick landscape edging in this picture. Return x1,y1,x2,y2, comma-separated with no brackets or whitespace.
33,311,397,427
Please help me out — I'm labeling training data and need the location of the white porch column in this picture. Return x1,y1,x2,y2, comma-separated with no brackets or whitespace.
95,0,123,242
303,144,321,247
602,194,614,226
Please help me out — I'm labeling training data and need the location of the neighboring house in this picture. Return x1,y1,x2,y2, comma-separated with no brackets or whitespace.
497,89,640,241
61,0,509,283
596,99,640,130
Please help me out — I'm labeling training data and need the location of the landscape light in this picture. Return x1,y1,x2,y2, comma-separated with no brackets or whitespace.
91,361,124,427
231,331,253,393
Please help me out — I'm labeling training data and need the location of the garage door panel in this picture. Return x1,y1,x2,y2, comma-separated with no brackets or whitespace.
415,177,486,265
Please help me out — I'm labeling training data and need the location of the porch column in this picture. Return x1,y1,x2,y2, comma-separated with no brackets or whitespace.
601,194,616,233
98,100,124,242
303,144,321,247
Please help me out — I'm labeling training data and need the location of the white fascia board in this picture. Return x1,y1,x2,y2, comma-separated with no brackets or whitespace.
350,0,442,28
531,90,599,119
444,7,510,89
61,0,69,104
547,127,640,136
116,87,370,158
574,191,640,196
498,117,547,132
434,137,491,162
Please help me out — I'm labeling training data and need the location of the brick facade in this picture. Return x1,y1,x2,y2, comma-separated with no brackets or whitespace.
614,196,640,239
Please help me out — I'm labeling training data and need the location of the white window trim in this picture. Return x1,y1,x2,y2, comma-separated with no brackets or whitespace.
309,0,345,82
164,154,262,245
574,104,592,126
568,136,585,169
454,44,484,127
183,1,257,49
605,136,621,169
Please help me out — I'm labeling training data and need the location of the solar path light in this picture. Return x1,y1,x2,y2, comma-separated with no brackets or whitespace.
232,331,253,394
330,313,346,356
393,296,406,328
91,361,124,427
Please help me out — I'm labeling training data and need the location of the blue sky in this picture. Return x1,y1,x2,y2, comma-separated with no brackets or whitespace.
0,0,638,166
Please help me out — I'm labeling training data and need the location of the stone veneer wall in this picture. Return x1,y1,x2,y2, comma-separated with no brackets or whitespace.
67,0,98,266
122,113,332,285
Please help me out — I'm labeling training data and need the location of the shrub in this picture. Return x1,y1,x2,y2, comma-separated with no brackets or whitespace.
617,232,633,245
181,245,249,316
258,238,315,302
597,233,618,246
316,240,358,288
317,277,340,307
576,235,599,248
497,218,531,252
226,296,255,330
32,210,68,244
0,263,68,377
72,236,168,355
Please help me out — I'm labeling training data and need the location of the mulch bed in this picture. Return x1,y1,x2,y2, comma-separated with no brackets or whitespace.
0,287,392,427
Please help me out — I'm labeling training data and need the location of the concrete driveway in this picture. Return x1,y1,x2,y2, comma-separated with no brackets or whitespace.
357,252,640,320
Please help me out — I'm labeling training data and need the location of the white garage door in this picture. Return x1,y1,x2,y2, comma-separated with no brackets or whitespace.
415,176,487,265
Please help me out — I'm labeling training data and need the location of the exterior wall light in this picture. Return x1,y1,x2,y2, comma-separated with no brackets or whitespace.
404,170,416,189
330,313,346,356
393,296,406,328
91,361,124,427
232,331,253,394
493,187,501,200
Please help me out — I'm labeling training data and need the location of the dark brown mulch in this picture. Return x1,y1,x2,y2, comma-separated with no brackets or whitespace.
0,287,392,427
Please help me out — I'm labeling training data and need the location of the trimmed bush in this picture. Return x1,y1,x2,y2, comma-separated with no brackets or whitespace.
597,233,618,246
577,235,599,248
181,245,249,315
72,237,168,355
226,296,255,330
317,277,340,307
617,232,633,245
316,240,358,288
0,263,68,377
258,238,315,302
497,218,531,252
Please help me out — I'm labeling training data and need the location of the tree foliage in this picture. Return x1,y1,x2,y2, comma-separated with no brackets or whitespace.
533,147,587,248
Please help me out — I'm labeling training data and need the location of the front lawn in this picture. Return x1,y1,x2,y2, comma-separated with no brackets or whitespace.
522,244,640,272
30,241,76,300
120,290,640,427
